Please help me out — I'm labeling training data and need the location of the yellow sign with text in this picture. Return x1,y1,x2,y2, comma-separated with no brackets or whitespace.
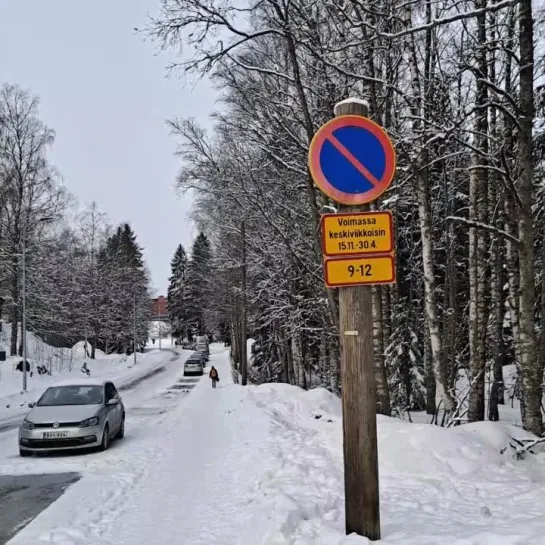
324,255,396,288
321,211,393,257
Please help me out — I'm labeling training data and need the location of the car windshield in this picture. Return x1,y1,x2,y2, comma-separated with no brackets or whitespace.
37,385,104,406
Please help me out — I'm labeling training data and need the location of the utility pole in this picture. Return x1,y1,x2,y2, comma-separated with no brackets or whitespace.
158,321,162,350
133,293,137,365
240,220,248,386
22,218,28,392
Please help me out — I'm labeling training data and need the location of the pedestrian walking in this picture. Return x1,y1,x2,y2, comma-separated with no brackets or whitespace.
209,366,219,388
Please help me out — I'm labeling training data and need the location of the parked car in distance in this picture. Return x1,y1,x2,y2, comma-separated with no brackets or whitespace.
19,379,125,457
197,350,209,364
184,355,204,376
195,345,209,362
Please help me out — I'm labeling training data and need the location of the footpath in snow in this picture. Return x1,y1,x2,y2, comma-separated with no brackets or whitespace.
7,344,545,545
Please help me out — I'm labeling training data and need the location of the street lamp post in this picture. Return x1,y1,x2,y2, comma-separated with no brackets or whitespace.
133,293,137,365
21,219,28,392
22,215,55,392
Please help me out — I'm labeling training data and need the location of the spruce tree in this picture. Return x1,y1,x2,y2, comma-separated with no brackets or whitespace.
167,244,189,339
99,223,150,354
185,233,212,336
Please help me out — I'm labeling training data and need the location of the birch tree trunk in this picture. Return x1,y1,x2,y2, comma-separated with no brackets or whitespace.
502,10,523,419
423,316,436,414
517,0,543,436
373,286,391,415
404,2,455,417
488,18,505,420
416,170,456,415
468,0,489,422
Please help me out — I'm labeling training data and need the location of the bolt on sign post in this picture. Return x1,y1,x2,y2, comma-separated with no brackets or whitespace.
308,98,397,540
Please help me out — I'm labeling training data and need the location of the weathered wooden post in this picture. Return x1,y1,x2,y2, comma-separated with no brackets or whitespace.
308,97,397,540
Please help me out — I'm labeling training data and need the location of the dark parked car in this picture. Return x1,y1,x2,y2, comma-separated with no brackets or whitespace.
195,347,209,362
192,351,207,365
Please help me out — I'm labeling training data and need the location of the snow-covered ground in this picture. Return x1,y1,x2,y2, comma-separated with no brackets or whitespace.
0,345,182,434
0,322,184,429
3,344,545,545
147,320,171,345
404,364,524,429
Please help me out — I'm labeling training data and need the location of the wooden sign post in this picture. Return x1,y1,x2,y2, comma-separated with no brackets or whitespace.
308,98,397,540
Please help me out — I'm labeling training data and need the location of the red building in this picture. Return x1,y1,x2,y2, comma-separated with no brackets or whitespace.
150,296,168,319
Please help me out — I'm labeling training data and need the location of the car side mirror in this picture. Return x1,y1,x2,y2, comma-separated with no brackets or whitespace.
106,398,119,406
28,402,36,409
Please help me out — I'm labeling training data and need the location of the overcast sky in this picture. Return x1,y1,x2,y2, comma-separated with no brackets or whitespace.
0,0,217,295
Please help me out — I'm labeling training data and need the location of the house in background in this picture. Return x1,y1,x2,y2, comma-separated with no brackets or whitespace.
150,296,168,321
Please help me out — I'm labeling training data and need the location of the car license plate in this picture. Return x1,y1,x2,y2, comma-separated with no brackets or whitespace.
43,431,68,439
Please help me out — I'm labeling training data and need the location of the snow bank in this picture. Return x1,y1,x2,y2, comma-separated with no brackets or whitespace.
240,384,545,544
0,322,77,375
71,341,106,359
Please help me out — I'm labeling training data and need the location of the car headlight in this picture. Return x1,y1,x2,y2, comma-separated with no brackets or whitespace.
22,419,34,431
79,417,99,427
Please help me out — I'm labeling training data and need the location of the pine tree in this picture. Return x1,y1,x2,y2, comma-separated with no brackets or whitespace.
167,244,189,339
98,223,150,354
184,233,212,336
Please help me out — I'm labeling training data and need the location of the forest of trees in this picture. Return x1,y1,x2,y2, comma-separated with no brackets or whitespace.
150,0,545,435
0,83,151,359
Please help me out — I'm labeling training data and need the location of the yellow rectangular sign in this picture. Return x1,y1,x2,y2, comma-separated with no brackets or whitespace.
324,255,396,288
321,211,393,257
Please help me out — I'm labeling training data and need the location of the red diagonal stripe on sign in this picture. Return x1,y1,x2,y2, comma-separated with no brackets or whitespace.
327,133,380,188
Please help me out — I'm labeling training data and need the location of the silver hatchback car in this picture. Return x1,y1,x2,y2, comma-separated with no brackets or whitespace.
18,379,125,456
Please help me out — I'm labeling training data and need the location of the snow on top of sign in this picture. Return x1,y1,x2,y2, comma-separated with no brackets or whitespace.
333,97,370,116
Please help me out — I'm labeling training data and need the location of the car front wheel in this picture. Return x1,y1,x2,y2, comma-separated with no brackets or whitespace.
100,424,110,451
19,449,31,457
116,415,125,439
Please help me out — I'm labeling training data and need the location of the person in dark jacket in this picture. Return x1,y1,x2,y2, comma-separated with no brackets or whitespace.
209,366,219,388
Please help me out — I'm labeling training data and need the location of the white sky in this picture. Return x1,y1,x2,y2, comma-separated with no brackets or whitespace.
0,0,218,295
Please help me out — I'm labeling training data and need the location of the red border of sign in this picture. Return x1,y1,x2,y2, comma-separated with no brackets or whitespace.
308,115,396,205
320,210,394,257
324,254,396,288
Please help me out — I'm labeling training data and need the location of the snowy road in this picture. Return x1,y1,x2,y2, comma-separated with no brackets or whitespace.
0,347,195,544
0,473,80,545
